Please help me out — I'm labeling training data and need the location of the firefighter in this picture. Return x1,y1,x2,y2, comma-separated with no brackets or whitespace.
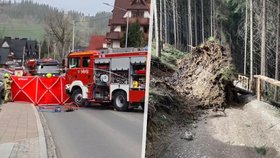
3,73,12,103
0,81,2,111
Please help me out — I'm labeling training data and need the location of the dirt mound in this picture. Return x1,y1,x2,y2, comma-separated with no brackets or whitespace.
168,41,236,109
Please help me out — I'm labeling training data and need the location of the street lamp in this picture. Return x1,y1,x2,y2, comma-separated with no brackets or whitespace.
103,2,129,48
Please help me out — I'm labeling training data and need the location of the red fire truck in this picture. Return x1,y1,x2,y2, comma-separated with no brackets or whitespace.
65,50,147,111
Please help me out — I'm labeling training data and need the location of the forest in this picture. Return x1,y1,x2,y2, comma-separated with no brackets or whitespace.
154,0,280,81
0,0,111,58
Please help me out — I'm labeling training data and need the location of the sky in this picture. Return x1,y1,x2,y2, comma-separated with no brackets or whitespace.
16,0,115,15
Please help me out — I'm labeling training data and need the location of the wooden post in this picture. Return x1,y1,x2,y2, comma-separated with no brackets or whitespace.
257,77,261,101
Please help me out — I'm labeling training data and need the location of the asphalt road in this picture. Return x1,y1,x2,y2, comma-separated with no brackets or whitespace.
43,106,144,158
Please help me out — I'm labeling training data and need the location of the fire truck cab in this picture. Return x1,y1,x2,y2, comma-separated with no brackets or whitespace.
65,50,147,111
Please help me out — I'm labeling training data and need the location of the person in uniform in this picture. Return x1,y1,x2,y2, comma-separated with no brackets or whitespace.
3,73,12,103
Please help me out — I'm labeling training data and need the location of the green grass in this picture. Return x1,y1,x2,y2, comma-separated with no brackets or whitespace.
151,42,188,70
0,21,45,40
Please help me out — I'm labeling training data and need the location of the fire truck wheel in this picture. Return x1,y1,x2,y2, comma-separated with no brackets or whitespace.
113,91,128,111
71,89,85,106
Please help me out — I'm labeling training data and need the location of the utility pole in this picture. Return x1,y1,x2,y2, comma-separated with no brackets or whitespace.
38,41,41,59
125,13,129,48
53,43,56,59
72,20,75,51
47,38,50,58
22,46,25,67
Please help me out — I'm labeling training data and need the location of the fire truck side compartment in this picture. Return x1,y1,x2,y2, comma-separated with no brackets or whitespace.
130,57,146,64
110,84,129,101
129,90,145,103
94,58,110,64
111,58,130,70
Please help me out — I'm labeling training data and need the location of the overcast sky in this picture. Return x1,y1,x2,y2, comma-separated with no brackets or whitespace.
17,0,115,15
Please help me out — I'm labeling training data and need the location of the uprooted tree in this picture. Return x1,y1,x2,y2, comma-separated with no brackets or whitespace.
168,40,237,110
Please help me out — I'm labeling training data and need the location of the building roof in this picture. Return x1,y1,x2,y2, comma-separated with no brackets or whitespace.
10,39,27,58
87,35,106,50
109,0,129,26
109,0,150,26
128,0,149,10
0,39,3,46
4,37,12,45
0,48,10,65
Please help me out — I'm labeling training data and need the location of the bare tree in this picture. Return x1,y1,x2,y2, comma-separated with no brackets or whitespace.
201,0,204,42
275,1,280,100
210,0,213,37
164,0,167,43
244,0,248,75
250,0,253,82
172,0,177,47
45,11,72,60
159,0,163,46
194,0,197,46
260,0,266,76
188,0,192,47
154,0,160,57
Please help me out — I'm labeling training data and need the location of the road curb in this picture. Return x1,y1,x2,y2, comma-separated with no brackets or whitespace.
32,105,48,158
39,110,58,158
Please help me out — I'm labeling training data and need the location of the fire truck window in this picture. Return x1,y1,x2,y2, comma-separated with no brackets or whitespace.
69,58,80,68
82,57,90,67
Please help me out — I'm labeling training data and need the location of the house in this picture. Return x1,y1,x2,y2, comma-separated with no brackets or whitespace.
0,37,39,66
106,0,150,48
26,40,39,59
0,48,11,66
87,35,106,50
0,39,4,46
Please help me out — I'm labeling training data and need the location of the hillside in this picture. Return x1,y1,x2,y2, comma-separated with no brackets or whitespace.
0,1,111,45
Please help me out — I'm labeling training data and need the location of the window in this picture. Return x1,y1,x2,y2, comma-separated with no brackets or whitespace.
144,26,149,33
68,57,80,68
132,11,144,17
121,26,126,32
82,57,90,67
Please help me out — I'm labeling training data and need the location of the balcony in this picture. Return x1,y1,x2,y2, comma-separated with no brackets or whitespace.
128,17,149,26
106,32,124,40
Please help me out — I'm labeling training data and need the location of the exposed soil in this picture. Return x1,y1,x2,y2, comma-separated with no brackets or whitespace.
168,41,236,109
